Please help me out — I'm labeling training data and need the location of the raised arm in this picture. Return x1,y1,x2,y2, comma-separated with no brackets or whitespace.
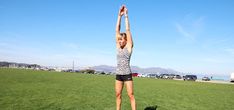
124,7,133,49
116,6,124,47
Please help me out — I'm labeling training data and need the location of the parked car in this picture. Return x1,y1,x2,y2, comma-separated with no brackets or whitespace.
132,73,139,77
174,75,182,79
183,75,197,81
202,77,211,81
147,74,158,78
158,74,169,79
168,74,175,79
138,73,147,77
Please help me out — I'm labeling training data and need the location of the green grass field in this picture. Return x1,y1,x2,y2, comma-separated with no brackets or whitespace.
0,68,234,110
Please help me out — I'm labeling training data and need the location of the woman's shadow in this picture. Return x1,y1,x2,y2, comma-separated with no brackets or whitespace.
144,105,158,110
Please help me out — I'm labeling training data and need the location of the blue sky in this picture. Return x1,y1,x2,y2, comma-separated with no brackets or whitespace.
0,0,234,76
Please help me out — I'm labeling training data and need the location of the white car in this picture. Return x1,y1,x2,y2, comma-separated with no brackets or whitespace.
230,73,234,82
138,74,147,77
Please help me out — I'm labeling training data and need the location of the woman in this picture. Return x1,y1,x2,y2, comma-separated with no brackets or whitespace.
115,5,136,110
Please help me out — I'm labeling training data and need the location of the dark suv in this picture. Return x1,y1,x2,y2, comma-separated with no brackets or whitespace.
183,75,197,81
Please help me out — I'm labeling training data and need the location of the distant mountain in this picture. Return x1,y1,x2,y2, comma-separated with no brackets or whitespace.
90,65,180,74
91,65,116,73
131,66,179,74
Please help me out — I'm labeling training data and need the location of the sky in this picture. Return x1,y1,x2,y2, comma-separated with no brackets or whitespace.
0,0,234,76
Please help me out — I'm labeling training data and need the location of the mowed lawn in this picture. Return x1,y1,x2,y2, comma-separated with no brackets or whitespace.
0,68,234,110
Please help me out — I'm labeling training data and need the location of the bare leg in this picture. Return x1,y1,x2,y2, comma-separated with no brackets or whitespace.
115,80,124,110
125,81,136,110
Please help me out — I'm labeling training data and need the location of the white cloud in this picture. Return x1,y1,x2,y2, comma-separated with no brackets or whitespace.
175,23,193,39
175,15,205,41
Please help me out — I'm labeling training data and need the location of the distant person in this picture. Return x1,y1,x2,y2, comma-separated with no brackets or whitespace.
115,5,136,110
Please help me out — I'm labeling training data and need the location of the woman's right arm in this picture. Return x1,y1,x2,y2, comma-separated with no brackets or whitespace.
116,15,121,37
116,6,124,48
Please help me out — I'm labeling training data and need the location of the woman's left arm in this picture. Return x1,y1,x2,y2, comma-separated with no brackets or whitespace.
124,7,133,49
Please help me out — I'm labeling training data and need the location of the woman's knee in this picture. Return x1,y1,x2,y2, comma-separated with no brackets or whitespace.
128,92,134,99
116,92,122,98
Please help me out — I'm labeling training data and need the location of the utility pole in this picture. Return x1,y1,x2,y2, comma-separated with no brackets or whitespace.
72,60,74,72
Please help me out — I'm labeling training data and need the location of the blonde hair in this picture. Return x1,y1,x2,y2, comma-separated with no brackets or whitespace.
119,33,127,40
